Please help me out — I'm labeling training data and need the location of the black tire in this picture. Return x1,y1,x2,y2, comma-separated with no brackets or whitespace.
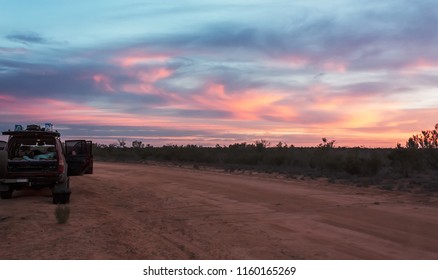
85,165,93,174
52,193,70,204
0,189,13,199
0,150,7,179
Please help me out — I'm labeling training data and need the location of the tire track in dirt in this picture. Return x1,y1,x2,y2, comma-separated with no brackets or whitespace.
1,161,438,259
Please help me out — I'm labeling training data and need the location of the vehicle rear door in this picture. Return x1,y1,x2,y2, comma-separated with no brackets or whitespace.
65,140,93,176
85,141,93,174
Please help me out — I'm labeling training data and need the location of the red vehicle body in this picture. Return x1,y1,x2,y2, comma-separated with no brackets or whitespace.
0,125,93,204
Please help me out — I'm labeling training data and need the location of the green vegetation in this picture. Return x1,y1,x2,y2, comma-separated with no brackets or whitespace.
93,142,390,176
92,125,438,192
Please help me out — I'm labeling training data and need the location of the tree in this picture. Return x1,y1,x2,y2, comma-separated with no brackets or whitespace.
318,138,336,148
255,139,270,151
132,140,144,148
117,138,126,148
406,124,438,149
276,141,288,149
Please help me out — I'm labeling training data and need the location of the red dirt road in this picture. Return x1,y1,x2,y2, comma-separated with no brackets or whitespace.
0,161,437,259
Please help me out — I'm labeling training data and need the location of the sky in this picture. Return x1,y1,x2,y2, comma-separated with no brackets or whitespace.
0,0,437,147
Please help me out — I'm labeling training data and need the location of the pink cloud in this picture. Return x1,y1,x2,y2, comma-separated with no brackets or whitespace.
92,74,115,92
0,94,17,102
121,84,155,95
119,67,173,96
205,83,226,98
322,60,347,73
112,49,173,67
401,57,438,73
283,55,310,68
0,95,126,126
192,83,296,121
137,68,172,83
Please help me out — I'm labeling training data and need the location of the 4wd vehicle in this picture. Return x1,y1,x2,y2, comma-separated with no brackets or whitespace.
0,124,93,204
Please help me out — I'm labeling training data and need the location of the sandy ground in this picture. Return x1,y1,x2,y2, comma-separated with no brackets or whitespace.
0,161,437,260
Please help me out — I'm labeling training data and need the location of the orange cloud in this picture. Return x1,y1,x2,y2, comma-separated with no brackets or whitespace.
193,83,296,121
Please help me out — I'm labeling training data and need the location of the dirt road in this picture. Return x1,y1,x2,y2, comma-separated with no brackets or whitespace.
0,161,437,259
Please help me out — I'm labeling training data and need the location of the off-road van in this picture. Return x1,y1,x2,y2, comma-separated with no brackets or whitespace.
0,124,93,204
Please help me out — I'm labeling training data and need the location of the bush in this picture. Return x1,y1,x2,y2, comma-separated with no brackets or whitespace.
388,148,423,177
92,142,436,191
344,151,382,176
55,205,71,224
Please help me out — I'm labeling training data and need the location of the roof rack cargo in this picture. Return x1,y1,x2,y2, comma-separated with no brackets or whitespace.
2,130,61,137
26,124,42,131
2,123,60,137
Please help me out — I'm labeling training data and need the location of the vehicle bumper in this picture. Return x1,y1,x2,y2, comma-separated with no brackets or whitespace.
0,174,66,190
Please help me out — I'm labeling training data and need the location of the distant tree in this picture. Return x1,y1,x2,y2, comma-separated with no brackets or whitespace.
117,138,126,148
276,141,288,149
255,139,270,151
406,124,438,149
132,140,144,148
318,138,336,148
229,142,250,149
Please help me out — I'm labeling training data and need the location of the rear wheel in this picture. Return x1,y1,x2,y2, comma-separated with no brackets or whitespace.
52,193,70,204
52,178,71,204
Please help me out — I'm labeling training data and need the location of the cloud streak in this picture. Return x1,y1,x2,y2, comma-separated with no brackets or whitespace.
6,32,48,45
0,0,437,147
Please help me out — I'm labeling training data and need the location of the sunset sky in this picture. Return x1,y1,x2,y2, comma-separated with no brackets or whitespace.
1,0,437,147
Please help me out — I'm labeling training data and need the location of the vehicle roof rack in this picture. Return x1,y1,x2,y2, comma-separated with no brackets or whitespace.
26,124,43,131
2,123,60,137
2,130,61,137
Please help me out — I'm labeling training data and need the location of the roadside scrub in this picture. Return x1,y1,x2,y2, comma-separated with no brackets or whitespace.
55,205,71,224
91,143,438,192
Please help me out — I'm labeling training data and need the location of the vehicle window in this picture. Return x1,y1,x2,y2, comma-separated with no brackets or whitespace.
65,141,88,155
8,137,57,161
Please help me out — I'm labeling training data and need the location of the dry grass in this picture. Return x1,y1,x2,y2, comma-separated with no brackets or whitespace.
55,205,71,224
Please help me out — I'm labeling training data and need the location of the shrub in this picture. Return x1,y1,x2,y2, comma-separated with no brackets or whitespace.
406,123,438,148
344,151,382,176
55,205,71,224
388,148,423,177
